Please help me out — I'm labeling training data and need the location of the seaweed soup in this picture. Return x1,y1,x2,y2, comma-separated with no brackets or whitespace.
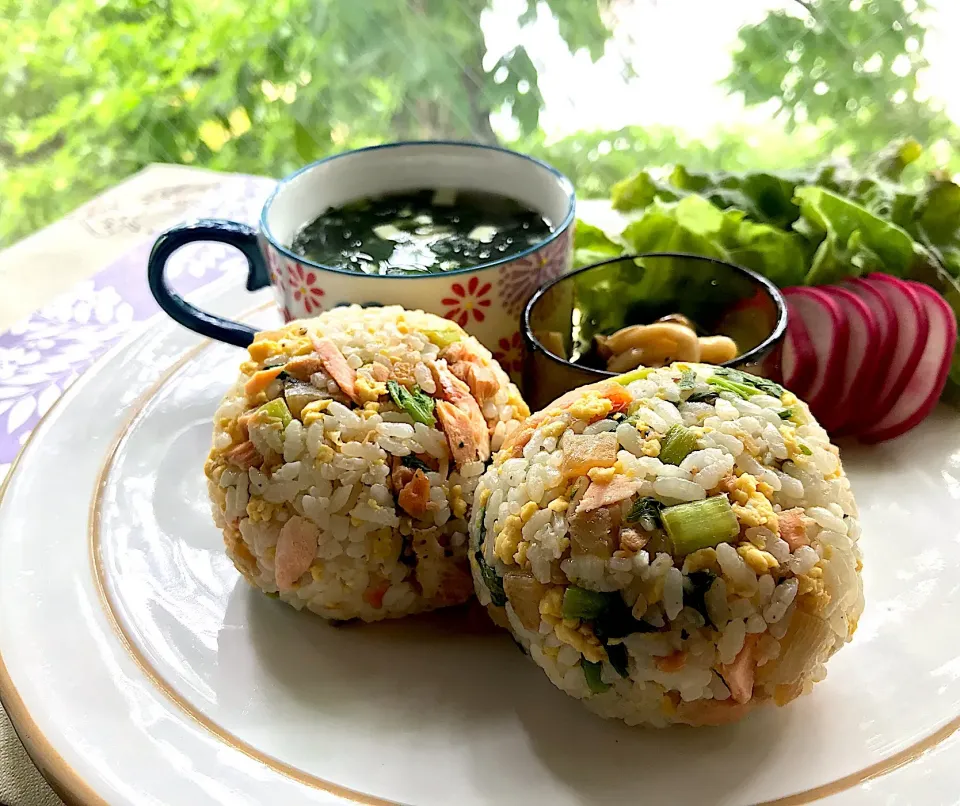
290,188,553,275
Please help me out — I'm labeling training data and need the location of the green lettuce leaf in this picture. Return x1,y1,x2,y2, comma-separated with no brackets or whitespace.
793,186,923,285
610,170,682,212
573,219,624,269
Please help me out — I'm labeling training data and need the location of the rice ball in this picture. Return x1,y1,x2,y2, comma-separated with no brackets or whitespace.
469,363,863,726
205,305,529,622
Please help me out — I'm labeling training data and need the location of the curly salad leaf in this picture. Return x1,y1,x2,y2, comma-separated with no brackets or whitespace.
575,139,960,405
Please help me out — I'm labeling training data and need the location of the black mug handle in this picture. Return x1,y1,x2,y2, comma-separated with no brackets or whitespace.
147,219,271,347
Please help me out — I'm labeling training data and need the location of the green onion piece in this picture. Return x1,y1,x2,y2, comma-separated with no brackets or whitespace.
421,326,461,349
606,643,630,678
707,375,758,400
386,380,436,426
614,367,653,385
661,495,740,556
562,586,611,620
264,591,280,599
582,660,611,694
625,496,664,527
712,367,784,397
686,391,719,404
473,506,505,606
799,443,813,456
256,397,292,429
659,424,699,465
678,369,697,390
778,408,794,420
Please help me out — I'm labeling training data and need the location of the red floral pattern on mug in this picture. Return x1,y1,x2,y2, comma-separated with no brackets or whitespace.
442,276,492,326
497,228,572,315
288,264,326,314
493,331,524,375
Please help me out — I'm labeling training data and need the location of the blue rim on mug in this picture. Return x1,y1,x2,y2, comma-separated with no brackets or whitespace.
147,141,576,347
260,141,577,279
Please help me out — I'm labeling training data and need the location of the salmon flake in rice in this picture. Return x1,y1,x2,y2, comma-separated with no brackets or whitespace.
204,305,529,622
469,362,864,727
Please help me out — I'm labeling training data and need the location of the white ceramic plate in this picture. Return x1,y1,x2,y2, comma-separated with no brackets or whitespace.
1,278,960,806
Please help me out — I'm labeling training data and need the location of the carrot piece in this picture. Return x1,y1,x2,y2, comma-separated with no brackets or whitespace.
655,650,688,673
363,580,391,609
398,469,431,518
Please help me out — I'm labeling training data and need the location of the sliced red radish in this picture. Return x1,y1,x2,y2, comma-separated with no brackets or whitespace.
841,276,899,428
780,300,817,397
858,274,929,431
818,286,880,433
860,281,956,443
782,287,849,421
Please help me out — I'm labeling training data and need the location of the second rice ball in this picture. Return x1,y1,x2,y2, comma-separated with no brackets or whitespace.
205,305,529,622
469,364,864,727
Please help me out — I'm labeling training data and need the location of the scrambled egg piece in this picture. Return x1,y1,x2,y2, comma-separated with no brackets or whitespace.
587,466,617,483
682,547,720,575
547,498,569,513
554,621,605,663
519,501,539,524
737,544,779,573
313,444,335,464
796,564,830,614
248,339,280,363
539,587,564,619
371,528,400,563
448,485,467,519
354,374,386,403
730,473,779,531
301,399,331,427
642,438,661,457
540,419,567,440
478,488,491,508
246,497,277,523
494,514,523,565
569,392,613,423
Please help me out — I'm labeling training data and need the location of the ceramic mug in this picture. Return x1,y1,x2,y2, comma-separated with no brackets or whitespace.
147,141,576,370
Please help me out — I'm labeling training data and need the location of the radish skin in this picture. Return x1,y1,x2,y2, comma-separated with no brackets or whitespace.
782,287,849,423
819,286,880,434
860,281,957,443
781,300,817,398
842,277,899,428
858,275,929,432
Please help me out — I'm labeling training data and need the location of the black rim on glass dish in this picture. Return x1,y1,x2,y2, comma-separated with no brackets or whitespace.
522,251,788,378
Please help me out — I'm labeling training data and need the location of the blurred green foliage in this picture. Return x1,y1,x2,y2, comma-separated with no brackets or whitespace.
1,0,956,247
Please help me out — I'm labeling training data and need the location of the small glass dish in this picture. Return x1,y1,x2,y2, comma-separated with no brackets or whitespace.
521,252,787,410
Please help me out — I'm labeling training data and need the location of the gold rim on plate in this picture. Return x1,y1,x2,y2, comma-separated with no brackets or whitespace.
0,303,958,805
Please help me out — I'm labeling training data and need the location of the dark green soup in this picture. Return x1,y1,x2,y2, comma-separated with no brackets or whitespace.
289,188,552,275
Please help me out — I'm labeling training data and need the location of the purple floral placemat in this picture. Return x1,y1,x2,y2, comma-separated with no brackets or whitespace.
0,175,278,480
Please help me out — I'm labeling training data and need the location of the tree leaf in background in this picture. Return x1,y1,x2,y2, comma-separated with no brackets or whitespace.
487,46,543,137
540,0,612,61
866,138,924,182
294,121,320,162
